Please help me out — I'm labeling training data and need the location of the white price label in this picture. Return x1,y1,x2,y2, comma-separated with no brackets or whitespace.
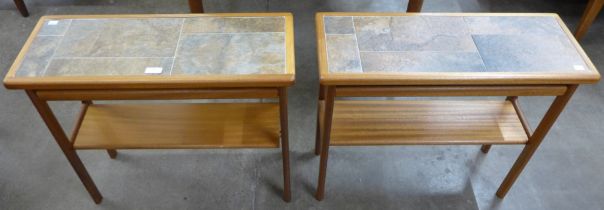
48,20,59,25
144,67,163,74
573,65,586,71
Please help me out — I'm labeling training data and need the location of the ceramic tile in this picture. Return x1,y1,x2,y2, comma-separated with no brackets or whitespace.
38,19,72,36
473,34,588,72
464,16,566,36
353,16,477,52
44,57,173,76
324,16,354,34
53,19,182,58
360,51,485,72
15,36,61,77
326,34,362,73
172,33,286,75
183,17,284,33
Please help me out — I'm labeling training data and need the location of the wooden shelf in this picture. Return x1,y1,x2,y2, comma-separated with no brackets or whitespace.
323,100,529,146
73,103,280,149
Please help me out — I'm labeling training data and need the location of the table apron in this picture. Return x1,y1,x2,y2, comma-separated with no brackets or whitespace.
333,85,568,97
34,88,280,101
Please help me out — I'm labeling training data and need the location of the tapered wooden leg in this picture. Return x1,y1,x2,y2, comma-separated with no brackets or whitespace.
13,0,29,17
107,149,117,159
26,90,102,204
316,86,335,201
315,85,325,156
407,0,424,12
278,88,291,202
575,0,604,40
496,85,578,198
188,0,204,13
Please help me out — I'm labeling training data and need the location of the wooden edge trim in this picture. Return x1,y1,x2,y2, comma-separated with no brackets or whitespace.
69,101,90,144
316,12,560,17
316,13,329,79
36,88,279,101
4,74,294,90
285,14,296,75
335,85,568,97
508,97,533,138
41,13,294,19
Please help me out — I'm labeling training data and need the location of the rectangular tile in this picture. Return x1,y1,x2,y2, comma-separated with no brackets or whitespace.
353,16,477,52
324,16,354,34
326,34,362,73
473,34,588,72
465,16,566,36
53,19,182,58
172,33,286,75
183,17,285,33
44,57,172,76
16,36,62,77
38,19,72,36
360,51,485,72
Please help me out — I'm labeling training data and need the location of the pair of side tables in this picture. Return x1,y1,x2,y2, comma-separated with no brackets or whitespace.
3,12,600,204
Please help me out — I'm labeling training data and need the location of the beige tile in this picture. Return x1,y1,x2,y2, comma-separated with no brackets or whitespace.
172,33,286,75
183,17,285,33
16,36,61,77
326,34,362,73
44,57,172,76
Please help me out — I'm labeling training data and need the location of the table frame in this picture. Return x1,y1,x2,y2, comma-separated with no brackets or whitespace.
314,84,577,200
25,87,292,203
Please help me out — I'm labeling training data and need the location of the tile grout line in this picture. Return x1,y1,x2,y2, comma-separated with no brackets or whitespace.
462,16,488,71
169,18,186,76
351,17,364,73
41,19,72,76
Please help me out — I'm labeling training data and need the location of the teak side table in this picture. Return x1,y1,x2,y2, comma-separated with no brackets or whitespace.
315,12,600,200
3,13,295,203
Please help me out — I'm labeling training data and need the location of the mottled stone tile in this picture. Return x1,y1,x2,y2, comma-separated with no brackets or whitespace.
473,34,588,72
38,19,72,36
353,16,477,52
465,16,566,36
44,57,172,76
172,33,285,75
183,17,284,33
324,16,354,34
360,51,485,72
15,36,61,77
326,34,362,73
53,19,182,57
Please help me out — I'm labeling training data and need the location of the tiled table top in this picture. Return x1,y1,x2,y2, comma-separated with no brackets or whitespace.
4,13,295,89
318,13,600,85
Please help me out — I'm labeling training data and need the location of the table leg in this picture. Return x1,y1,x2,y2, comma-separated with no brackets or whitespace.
13,0,29,17
496,85,578,198
315,85,325,156
316,86,335,201
407,0,424,12
26,90,103,204
278,87,291,202
575,0,604,40
82,100,118,159
188,0,204,13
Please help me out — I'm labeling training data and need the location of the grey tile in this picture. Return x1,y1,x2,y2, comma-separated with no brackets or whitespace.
360,51,486,72
465,16,566,36
38,19,72,36
15,36,61,77
353,16,477,52
183,17,285,33
172,33,286,75
44,57,172,76
53,18,182,57
324,16,354,34
473,34,589,72
326,34,362,73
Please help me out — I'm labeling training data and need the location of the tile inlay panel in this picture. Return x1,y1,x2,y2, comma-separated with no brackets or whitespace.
13,16,288,77
322,14,595,75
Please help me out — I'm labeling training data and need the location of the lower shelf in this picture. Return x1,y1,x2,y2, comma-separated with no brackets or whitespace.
323,100,529,146
73,103,280,149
